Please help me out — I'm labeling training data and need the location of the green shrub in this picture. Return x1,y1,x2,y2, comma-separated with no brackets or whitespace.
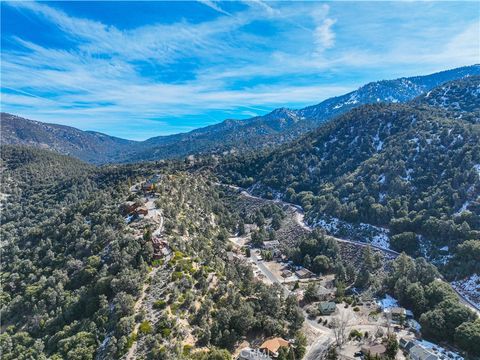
139,321,153,335
153,300,167,310
152,259,163,267
160,327,172,338
171,271,184,281
349,329,362,340
126,332,137,349
183,344,193,356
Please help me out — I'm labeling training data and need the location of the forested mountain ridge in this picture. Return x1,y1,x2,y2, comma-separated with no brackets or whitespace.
415,75,480,124
0,146,306,360
0,146,151,359
0,113,136,164
2,65,479,163
218,102,480,278
112,64,480,162
296,64,480,121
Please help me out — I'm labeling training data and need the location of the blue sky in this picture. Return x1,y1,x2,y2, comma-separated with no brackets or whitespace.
1,1,479,140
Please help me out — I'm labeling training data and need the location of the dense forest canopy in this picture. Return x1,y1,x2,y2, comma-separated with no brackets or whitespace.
1,75,479,360
0,146,305,359
218,81,480,279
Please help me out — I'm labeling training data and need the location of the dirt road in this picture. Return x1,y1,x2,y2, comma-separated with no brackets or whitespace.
124,187,165,360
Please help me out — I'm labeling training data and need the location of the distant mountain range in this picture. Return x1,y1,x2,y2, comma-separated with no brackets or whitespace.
1,64,479,163
0,114,135,164
218,76,480,277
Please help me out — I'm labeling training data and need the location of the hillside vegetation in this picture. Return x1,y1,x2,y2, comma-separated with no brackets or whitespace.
416,75,480,124
0,147,304,360
0,114,135,164
219,101,480,278
2,65,478,164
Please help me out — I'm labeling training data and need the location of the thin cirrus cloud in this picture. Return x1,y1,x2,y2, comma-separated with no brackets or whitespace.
1,1,479,140
198,0,232,16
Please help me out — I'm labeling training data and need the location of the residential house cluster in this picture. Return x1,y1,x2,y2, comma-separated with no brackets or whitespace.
377,295,418,325
260,238,316,280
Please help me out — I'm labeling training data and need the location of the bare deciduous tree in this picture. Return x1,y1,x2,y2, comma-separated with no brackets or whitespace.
331,312,351,348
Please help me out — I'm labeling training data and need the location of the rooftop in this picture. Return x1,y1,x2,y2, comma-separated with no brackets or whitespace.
295,268,314,277
260,337,289,355
263,240,280,247
316,286,331,295
409,345,439,360
319,301,336,313
361,344,386,356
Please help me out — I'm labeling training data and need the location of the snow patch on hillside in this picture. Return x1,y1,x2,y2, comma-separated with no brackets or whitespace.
402,168,414,181
310,215,391,249
315,217,340,232
379,192,386,202
455,200,472,215
372,130,383,151
359,223,390,249
452,274,480,310
474,164,480,178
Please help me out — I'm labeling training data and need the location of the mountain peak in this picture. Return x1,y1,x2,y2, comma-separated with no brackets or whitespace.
2,65,479,163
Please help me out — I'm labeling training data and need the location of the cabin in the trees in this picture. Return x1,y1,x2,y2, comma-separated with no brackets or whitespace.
295,268,314,279
135,206,149,216
120,201,142,215
152,237,170,259
259,337,290,358
142,174,162,192
318,301,336,315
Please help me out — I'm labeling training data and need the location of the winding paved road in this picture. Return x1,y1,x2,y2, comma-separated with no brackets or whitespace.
229,185,400,256
223,184,479,314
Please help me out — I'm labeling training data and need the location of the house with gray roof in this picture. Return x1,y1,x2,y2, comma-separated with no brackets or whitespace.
408,344,439,360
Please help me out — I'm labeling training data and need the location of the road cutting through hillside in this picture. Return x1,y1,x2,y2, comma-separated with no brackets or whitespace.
224,184,400,256
221,183,480,314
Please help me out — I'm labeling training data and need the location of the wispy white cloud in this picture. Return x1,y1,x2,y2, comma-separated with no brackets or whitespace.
198,0,231,16
315,18,337,50
1,1,479,139
311,4,337,51
242,0,279,17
